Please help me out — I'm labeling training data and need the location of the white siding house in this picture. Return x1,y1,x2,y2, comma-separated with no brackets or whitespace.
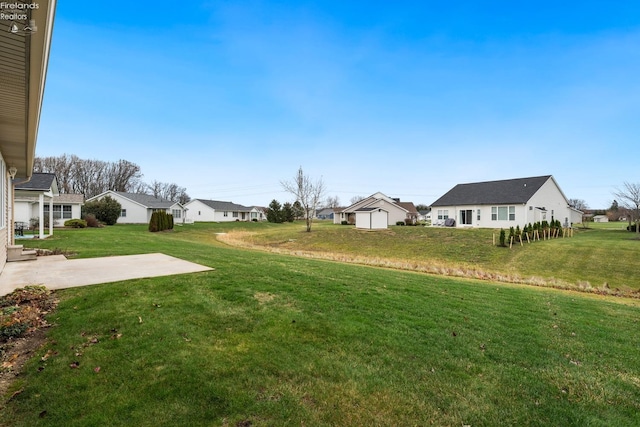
86,191,186,225
13,174,84,231
593,215,609,223
184,199,263,222
430,175,583,229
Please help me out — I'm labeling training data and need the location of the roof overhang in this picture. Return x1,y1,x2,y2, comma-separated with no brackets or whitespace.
0,0,57,179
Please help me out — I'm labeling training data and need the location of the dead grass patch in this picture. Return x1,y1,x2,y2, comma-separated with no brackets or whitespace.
217,231,638,299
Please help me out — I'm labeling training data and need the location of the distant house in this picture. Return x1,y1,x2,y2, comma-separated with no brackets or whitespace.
334,192,419,229
316,207,337,220
86,191,186,224
593,215,609,223
184,199,264,222
430,175,583,228
418,209,431,223
13,173,64,237
15,191,84,229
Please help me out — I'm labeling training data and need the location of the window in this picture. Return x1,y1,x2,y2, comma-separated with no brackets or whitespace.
477,209,481,221
232,212,238,218
437,209,449,220
44,204,73,219
121,209,127,217
498,207,507,220
172,209,182,219
491,206,514,221
223,211,228,217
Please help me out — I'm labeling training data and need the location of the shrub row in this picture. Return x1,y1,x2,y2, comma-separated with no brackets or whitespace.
498,220,569,247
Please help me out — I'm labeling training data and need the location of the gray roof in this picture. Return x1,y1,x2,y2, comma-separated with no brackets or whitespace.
114,192,177,209
196,199,252,212
431,175,552,207
14,173,57,191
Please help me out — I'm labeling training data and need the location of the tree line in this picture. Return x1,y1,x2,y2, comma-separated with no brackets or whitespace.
33,154,190,203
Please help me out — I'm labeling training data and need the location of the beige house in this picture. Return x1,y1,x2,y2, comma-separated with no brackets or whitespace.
0,2,57,266
334,192,419,229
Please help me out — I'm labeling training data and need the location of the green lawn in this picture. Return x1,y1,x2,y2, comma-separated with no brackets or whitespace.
2,223,640,426
212,221,640,293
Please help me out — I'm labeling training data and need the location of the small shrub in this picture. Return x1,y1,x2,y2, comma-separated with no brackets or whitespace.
64,219,87,228
0,322,29,341
341,221,349,225
627,224,638,232
84,214,101,228
82,195,122,225
30,216,50,230
396,221,405,226
252,218,258,222
499,228,506,247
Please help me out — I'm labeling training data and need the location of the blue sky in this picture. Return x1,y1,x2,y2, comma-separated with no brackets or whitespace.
37,1,640,208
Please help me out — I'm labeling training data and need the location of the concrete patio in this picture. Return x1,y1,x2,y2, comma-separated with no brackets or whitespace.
0,253,214,296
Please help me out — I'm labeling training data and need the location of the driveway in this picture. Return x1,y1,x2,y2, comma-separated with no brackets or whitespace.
0,253,214,296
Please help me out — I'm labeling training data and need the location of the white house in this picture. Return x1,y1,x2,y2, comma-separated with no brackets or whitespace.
334,192,419,229
86,191,187,225
14,173,58,237
316,207,337,220
430,175,583,228
0,2,57,266
13,173,84,233
184,199,264,222
593,215,609,223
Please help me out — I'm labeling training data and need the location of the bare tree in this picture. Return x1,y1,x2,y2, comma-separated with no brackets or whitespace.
568,198,589,211
146,180,191,204
281,167,326,232
613,182,640,233
107,159,143,192
350,195,365,205
324,195,340,208
34,154,142,198
33,154,190,203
